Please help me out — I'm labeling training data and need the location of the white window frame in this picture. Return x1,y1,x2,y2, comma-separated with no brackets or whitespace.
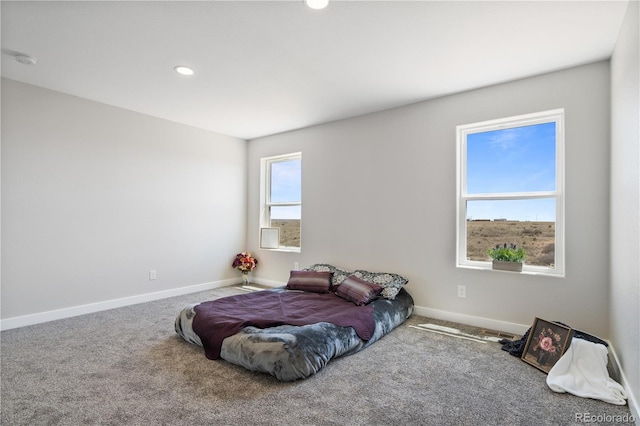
260,152,302,252
456,109,565,276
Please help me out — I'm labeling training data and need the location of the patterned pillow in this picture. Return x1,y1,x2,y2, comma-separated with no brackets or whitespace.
353,270,408,300
286,270,333,293
303,264,408,300
335,275,383,306
303,264,352,290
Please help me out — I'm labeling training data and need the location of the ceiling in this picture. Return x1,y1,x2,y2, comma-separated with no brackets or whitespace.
1,0,630,140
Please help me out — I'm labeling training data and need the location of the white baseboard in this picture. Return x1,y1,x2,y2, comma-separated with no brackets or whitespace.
412,305,530,336
0,278,237,331
608,343,640,424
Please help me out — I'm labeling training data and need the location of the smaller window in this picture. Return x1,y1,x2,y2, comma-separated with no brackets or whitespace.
260,153,302,251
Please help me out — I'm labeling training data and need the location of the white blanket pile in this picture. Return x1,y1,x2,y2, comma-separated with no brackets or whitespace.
546,338,627,405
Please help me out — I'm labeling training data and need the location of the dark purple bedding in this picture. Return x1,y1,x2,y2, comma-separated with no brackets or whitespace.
192,290,376,359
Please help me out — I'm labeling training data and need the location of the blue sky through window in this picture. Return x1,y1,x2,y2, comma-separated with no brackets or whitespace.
467,199,556,222
466,122,556,221
270,158,301,219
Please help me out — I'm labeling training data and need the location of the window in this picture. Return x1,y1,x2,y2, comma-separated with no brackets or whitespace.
456,109,564,276
260,153,302,251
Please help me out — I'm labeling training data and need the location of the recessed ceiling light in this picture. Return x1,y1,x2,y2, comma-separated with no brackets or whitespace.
305,0,329,10
174,66,194,76
15,54,38,65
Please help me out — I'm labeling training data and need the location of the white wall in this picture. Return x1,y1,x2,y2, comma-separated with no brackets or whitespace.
1,78,247,322
248,62,612,337
610,0,640,417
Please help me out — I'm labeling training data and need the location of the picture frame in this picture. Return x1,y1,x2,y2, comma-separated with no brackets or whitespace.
521,317,572,374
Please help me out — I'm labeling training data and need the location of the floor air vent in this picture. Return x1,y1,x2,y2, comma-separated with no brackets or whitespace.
480,329,518,340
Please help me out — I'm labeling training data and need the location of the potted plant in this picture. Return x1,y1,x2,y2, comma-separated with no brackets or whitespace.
488,243,525,272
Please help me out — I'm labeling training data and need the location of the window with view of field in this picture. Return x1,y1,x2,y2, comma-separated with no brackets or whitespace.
457,110,564,275
260,153,301,250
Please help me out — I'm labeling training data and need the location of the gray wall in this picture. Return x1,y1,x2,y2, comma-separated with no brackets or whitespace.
1,78,247,320
610,0,640,417
248,62,612,337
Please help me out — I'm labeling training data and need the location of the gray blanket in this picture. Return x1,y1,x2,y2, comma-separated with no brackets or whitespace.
175,287,414,381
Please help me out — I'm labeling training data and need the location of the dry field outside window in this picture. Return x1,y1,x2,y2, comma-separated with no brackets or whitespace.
467,221,555,267
271,219,555,267
271,219,301,248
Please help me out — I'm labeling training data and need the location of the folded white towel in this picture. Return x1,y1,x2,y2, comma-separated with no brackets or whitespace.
546,338,627,405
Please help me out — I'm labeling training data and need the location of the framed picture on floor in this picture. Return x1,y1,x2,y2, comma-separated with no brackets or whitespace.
521,317,572,373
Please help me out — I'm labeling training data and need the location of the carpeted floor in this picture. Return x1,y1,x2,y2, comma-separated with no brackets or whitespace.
1,286,634,425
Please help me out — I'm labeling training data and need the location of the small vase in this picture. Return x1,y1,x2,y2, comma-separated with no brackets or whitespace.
241,272,249,286
537,350,550,366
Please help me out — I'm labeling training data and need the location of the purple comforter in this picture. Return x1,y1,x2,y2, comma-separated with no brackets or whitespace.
192,290,376,359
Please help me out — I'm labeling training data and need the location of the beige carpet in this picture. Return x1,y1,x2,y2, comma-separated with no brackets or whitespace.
1,286,633,425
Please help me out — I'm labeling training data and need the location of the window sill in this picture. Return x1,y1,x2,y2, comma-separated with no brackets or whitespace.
260,247,301,253
457,263,564,278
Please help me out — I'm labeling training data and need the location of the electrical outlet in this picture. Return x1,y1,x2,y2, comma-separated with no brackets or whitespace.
457,285,466,298
149,270,157,280
294,262,299,270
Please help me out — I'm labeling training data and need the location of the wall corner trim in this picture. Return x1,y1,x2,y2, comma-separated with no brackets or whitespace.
412,305,530,336
608,342,640,422
0,279,236,331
